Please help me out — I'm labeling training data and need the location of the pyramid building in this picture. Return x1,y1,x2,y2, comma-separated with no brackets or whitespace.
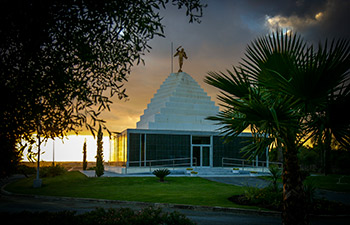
136,72,219,131
109,72,258,173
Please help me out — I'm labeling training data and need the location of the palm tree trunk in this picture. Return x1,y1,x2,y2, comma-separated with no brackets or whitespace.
323,129,332,175
282,135,309,225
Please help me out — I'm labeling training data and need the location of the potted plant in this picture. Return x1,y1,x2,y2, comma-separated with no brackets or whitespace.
190,171,198,176
250,171,258,176
232,168,240,174
186,168,193,174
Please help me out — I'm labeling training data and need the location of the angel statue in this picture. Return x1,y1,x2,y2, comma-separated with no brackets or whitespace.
174,46,188,72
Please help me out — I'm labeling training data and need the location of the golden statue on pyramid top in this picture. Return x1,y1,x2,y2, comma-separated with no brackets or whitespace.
174,46,188,72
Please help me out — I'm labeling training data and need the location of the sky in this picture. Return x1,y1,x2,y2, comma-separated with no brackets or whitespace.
30,0,350,162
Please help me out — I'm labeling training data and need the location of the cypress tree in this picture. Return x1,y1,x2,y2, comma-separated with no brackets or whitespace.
95,126,104,177
82,139,87,170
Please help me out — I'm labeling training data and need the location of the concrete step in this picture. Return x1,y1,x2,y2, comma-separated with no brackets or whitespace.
106,166,270,175
189,168,235,175
188,167,270,175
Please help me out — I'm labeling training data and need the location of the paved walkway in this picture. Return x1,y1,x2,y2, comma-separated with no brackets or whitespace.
204,177,271,188
316,189,350,205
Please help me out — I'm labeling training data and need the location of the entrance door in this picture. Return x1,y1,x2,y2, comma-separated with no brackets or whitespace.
192,145,211,167
202,146,210,166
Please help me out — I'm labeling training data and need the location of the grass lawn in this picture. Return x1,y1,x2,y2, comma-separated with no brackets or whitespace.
5,171,260,209
259,174,350,192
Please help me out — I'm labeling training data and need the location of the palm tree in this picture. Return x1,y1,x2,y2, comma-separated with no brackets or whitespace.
205,31,350,225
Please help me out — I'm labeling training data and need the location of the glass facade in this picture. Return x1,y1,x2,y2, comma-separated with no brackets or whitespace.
111,130,257,168
213,136,256,167
146,134,190,166
111,133,127,166
213,136,266,167
129,133,140,163
109,138,116,162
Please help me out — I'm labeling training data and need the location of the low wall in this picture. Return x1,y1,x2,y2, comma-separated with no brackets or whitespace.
105,166,188,174
104,166,126,174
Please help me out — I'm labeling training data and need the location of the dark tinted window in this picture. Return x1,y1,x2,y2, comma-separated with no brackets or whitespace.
192,136,210,145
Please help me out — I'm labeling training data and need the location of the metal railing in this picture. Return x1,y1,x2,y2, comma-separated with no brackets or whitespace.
222,157,283,170
128,157,197,172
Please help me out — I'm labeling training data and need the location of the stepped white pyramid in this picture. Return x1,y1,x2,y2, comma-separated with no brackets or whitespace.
136,72,220,131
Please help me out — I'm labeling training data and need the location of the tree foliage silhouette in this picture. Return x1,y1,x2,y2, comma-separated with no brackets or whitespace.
0,0,205,177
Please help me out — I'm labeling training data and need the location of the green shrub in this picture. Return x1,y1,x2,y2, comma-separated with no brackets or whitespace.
152,168,171,182
242,186,261,202
0,207,196,225
16,165,36,177
87,166,96,170
82,207,195,225
240,185,283,210
40,165,67,177
269,165,282,191
304,182,316,210
231,183,350,215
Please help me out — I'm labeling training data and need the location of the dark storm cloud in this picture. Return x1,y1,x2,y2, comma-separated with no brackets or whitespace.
147,0,263,66
240,0,350,41
309,0,350,39
241,0,328,17
151,0,350,63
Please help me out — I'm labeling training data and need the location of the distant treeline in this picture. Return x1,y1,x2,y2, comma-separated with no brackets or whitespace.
20,161,96,171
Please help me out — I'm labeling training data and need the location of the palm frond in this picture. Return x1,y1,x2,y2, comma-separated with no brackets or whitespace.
206,30,350,160
205,66,253,99
206,66,301,149
241,133,274,160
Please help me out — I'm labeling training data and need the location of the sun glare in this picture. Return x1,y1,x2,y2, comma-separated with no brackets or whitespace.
315,12,324,21
22,135,111,162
